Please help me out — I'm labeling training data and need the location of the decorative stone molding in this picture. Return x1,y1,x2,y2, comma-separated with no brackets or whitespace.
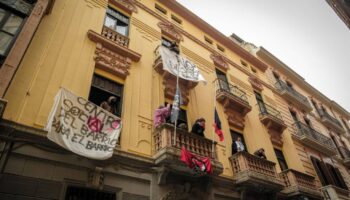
87,167,104,189
87,30,141,79
158,21,183,43
109,0,137,14
210,53,228,71
248,76,263,91
94,43,131,79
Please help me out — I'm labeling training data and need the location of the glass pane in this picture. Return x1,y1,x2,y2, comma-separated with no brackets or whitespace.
0,32,13,55
104,15,116,30
116,20,128,36
2,14,23,34
0,8,5,22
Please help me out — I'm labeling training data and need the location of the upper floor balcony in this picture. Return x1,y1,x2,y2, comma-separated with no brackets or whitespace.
153,123,223,181
318,109,345,134
154,46,203,105
321,185,350,200
101,26,130,47
258,102,286,131
229,151,284,193
215,79,252,129
338,146,350,167
293,122,337,156
275,80,313,112
280,169,322,199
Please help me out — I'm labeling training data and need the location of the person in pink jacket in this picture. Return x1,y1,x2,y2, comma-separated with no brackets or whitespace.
154,104,171,128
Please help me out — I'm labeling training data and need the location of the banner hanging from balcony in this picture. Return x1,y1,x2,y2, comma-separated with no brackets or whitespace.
180,147,212,175
45,88,122,160
159,46,207,83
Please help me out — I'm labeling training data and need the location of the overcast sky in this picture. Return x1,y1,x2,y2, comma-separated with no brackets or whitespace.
177,0,350,112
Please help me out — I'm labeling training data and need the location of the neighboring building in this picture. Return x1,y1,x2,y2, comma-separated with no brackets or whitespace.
326,0,350,29
0,0,349,200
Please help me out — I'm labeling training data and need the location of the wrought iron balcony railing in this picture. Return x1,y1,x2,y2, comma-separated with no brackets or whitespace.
338,146,350,167
215,78,249,105
275,80,312,111
257,102,283,121
101,26,129,47
317,109,345,133
293,122,336,155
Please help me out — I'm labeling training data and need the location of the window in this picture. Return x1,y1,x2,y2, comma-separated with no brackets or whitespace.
155,3,167,15
171,14,182,25
286,81,293,88
231,130,247,153
165,102,188,131
290,110,299,123
89,74,123,117
215,68,229,91
311,100,321,116
341,118,350,131
161,37,172,48
310,156,348,190
0,1,34,64
204,36,213,45
65,186,116,200
304,116,312,127
217,44,225,52
255,91,267,114
272,71,280,81
240,60,248,67
104,7,129,36
251,67,257,74
274,149,288,171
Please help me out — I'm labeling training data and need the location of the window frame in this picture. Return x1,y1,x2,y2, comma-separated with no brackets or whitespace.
104,7,130,36
230,130,248,154
274,148,288,171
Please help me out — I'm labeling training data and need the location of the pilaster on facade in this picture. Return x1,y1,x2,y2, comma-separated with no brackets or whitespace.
321,185,350,200
215,79,251,130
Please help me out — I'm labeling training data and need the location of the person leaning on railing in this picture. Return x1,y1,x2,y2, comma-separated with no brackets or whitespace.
191,118,206,137
153,104,171,128
254,148,267,159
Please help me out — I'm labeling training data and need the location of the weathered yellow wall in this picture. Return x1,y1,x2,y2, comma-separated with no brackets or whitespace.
3,0,349,183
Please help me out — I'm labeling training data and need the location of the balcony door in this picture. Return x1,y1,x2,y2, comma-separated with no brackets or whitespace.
254,92,266,114
215,69,229,92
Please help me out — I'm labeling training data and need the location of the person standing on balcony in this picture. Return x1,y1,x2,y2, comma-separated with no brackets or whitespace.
153,104,171,128
232,136,245,154
191,118,206,137
100,96,117,115
254,148,267,159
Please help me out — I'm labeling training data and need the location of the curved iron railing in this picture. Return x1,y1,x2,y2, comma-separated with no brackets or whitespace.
257,101,283,121
293,121,336,151
275,80,309,105
215,78,249,104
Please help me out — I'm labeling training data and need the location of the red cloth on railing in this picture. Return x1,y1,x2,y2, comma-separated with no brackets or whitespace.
180,147,212,174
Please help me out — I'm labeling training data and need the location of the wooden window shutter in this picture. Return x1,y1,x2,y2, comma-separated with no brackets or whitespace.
310,157,328,186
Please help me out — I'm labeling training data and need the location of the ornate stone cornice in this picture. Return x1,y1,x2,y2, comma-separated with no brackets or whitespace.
248,75,263,91
157,21,183,43
210,53,228,71
109,0,137,14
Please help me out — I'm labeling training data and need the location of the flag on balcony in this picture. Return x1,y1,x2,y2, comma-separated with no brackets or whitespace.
180,147,212,174
213,108,224,141
170,83,182,123
45,88,122,160
159,46,207,84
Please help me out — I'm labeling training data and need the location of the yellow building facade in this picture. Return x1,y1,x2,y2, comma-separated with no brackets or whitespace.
0,0,349,199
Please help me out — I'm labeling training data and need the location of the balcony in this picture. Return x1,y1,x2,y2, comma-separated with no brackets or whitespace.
154,46,200,105
275,80,313,112
229,151,284,193
338,146,350,167
101,26,129,47
258,103,286,131
318,109,345,134
321,185,350,200
293,122,337,156
280,169,322,199
153,123,223,182
215,79,252,130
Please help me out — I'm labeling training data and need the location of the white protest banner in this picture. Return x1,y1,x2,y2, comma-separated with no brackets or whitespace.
45,88,122,160
159,46,207,83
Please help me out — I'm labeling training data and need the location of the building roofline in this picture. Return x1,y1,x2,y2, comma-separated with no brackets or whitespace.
257,47,350,119
158,0,268,72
